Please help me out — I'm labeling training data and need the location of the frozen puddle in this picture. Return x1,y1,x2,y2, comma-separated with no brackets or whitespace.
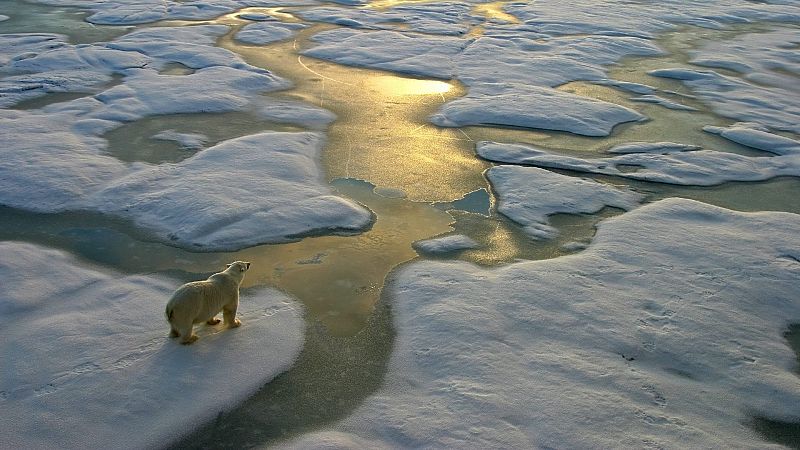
0,241,305,450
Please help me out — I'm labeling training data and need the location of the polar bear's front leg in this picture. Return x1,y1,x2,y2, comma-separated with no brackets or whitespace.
179,324,198,345
223,303,241,328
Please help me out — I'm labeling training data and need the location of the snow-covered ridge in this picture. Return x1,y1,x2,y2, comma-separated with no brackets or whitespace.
0,241,306,450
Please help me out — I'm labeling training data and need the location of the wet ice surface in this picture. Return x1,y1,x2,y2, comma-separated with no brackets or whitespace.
2,0,800,448
0,241,305,450
283,199,800,449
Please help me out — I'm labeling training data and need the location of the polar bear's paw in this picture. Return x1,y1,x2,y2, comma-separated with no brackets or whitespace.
169,328,180,338
180,335,199,345
229,318,242,328
206,318,221,325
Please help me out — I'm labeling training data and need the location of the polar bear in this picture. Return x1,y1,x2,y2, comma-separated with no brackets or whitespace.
165,261,251,345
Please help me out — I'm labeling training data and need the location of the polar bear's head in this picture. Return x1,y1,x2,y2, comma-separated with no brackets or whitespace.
226,261,251,273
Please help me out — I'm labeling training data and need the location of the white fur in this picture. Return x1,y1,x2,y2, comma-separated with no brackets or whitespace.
165,261,251,345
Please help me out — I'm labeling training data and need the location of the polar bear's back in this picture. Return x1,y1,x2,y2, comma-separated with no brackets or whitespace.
166,276,234,324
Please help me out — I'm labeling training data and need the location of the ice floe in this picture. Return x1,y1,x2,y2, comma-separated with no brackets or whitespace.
297,3,481,36
282,198,800,448
234,21,306,45
92,132,373,249
704,123,800,156
303,28,660,135
252,98,337,130
688,27,800,89
649,67,800,134
477,139,800,186
430,84,644,136
487,165,642,239
0,114,372,249
412,234,479,255
607,142,701,154
0,26,369,249
629,94,697,111
151,129,208,150
0,241,305,450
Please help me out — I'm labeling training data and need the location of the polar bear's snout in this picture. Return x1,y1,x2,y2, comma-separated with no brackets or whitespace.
165,261,252,345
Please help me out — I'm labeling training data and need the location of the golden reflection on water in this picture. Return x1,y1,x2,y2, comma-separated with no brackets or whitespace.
219,25,487,202
366,75,452,97
225,179,453,336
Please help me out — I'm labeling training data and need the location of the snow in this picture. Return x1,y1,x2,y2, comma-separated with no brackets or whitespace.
608,142,701,154
107,25,276,72
593,79,656,95
703,123,800,156
252,98,337,130
91,132,374,250
0,114,372,249
234,21,306,45
430,84,644,136
629,94,697,111
477,140,800,186
688,27,800,89
412,234,479,255
487,165,643,239
297,3,481,36
303,26,660,135
648,64,800,133
282,198,800,449
0,26,368,250
0,241,305,450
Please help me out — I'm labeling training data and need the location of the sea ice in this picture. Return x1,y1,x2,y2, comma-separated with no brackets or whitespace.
487,165,643,239
607,142,701,154
234,21,307,45
649,67,800,134
281,198,800,448
477,140,800,186
297,3,481,36
91,132,374,250
688,27,800,89
0,241,305,450
252,98,337,130
629,94,697,111
412,234,479,255
703,123,800,156
1,25,368,249
430,84,644,136
0,113,372,249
